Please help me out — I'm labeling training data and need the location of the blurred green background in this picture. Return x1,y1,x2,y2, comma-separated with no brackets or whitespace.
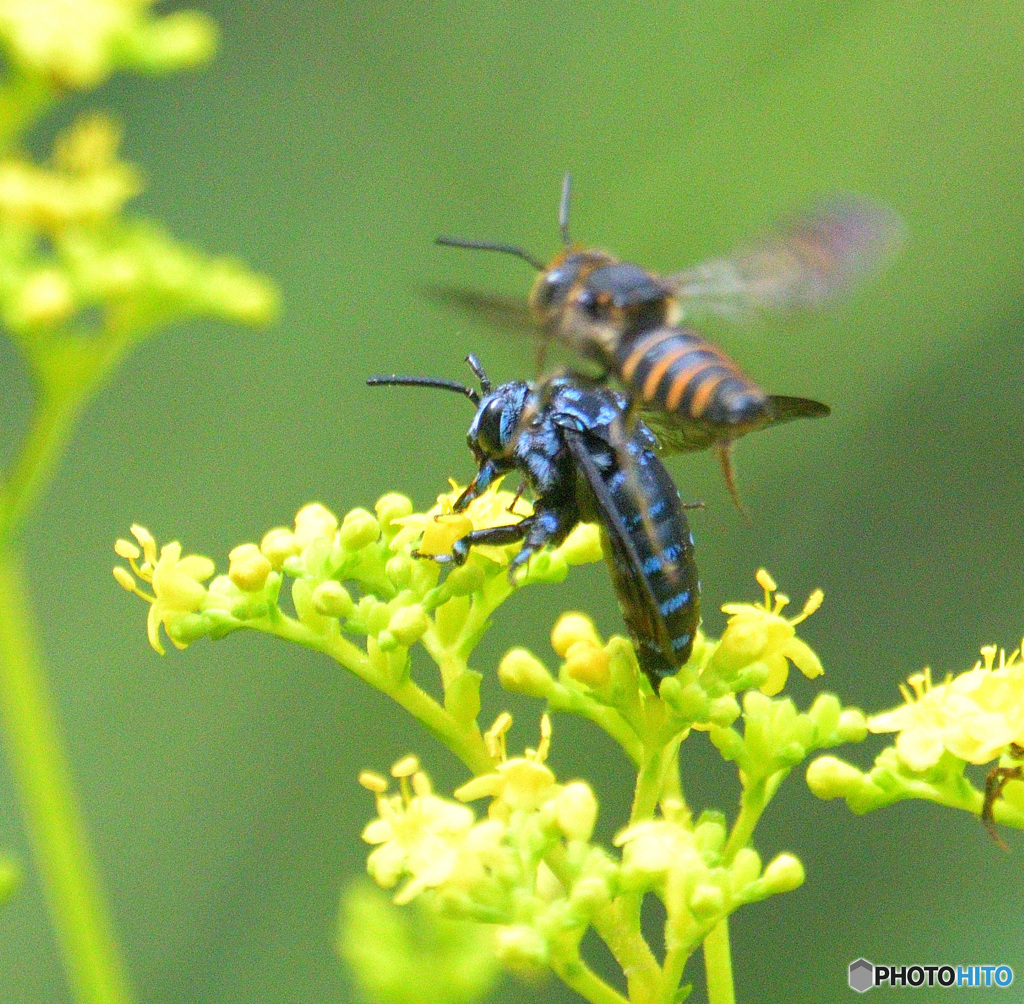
2,0,1024,1000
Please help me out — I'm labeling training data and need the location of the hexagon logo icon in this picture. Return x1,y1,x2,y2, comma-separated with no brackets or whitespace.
849,958,874,993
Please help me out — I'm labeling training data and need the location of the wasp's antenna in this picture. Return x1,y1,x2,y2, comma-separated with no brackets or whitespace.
367,374,481,406
558,173,572,247
464,353,491,394
435,236,544,272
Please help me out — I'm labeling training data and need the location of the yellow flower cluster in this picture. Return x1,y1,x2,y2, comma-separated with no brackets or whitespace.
868,644,1024,772
360,715,604,934
710,568,824,695
113,524,214,655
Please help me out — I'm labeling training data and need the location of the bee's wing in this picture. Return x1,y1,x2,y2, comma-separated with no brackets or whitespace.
665,196,904,320
561,426,680,663
640,395,830,455
421,286,535,339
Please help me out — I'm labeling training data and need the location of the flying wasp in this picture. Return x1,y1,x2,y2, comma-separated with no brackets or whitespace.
436,176,902,508
368,356,700,691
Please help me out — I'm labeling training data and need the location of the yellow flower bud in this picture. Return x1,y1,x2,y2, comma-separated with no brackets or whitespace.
837,708,868,742
445,562,485,596
805,755,866,800
260,527,299,569
554,781,598,841
228,543,272,592
689,883,726,920
551,612,601,657
374,493,414,534
311,581,355,619
385,554,412,588
729,847,762,889
563,640,611,688
497,649,554,698
338,508,379,550
294,503,339,548
761,853,805,894
387,605,429,646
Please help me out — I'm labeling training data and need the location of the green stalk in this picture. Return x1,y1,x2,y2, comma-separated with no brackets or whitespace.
0,550,134,1004
702,919,735,1004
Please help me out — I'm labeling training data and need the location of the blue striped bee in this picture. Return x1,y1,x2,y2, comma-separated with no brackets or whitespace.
368,356,700,690
437,176,901,507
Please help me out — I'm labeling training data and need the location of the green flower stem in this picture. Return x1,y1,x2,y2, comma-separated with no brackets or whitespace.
547,685,644,765
0,330,135,552
630,739,682,824
0,392,85,552
255,615,493,776
722,775,770,864
702,919,736,1004
591,899,660,1004
0,549,134,1004
550,949,633,1004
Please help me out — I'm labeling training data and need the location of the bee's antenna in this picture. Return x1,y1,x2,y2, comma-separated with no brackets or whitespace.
558,173,572,247
435,236,544,272
464,353,491,395
367,374,481,406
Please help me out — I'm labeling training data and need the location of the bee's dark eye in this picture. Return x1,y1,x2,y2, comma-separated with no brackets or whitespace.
535,270,564,308
473,398,507,457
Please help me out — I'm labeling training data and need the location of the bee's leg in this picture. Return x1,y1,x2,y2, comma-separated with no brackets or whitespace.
506,480,528,514
506,506,574,583
420,518,534,567
716,443,751,524
982,748,1024,849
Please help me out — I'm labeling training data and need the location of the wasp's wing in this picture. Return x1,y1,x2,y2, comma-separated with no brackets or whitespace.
640,395,830,455
666,196,903,320
561,426,680,668
421,285,535,339
767,394,831,421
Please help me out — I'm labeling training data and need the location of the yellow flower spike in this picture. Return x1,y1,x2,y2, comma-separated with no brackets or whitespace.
537,714,552,762
756,568,777,596
359,772,388,794
391,755,420,779
130,524,157,566
112,566,141,594
114,539,140,561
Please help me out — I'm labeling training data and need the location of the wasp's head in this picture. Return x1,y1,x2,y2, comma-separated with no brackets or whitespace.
466,380,531,466
531,252,676,361
528,249,613,333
